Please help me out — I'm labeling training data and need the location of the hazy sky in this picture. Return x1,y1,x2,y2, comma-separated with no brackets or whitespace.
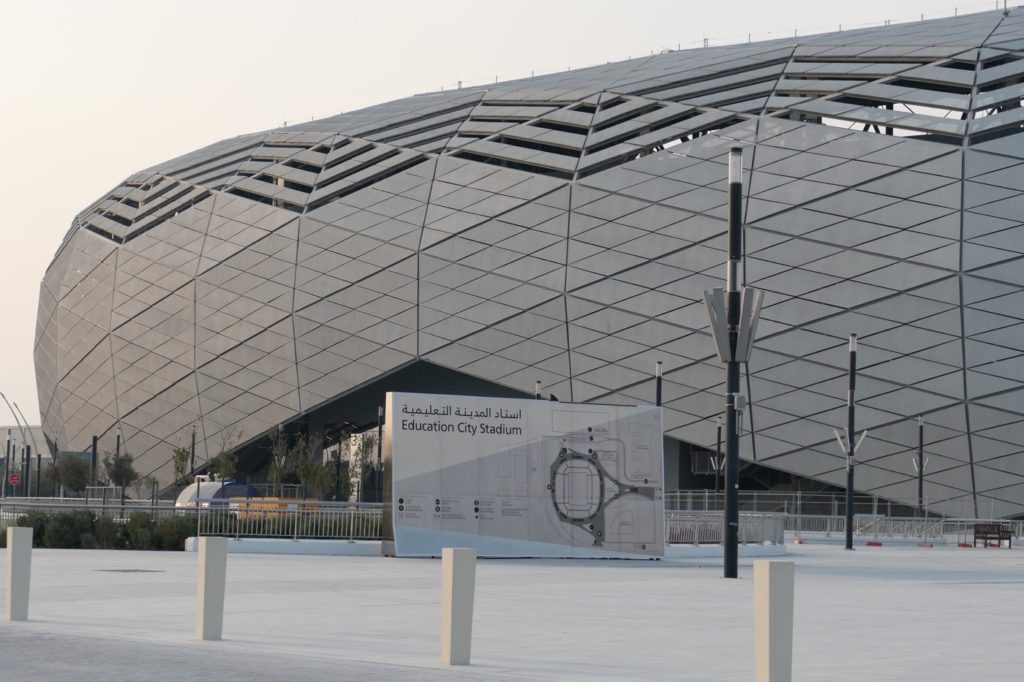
0,0,997,423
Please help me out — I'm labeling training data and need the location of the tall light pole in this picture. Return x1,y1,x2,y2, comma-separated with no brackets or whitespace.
704,147,762,579
724,147,742,579
913,416,928,515
715,415,722,495
376,405,384,503
189,424,196,480
655,361,663,407
845,334,857,551
2,430,9,498
700,146,765,577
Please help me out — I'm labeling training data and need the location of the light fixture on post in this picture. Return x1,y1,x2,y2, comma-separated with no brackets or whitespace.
655,361,663,407
912,416,928,515
832,334,868,551
703,146,764,579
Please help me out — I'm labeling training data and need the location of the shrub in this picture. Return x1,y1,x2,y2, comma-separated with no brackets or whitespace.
124,512,154,550
153,516,194,550
16,511,50,547
129,527,153,550
44,512,82,548
93,516,121,549
69,510,96,537
80,533,96,549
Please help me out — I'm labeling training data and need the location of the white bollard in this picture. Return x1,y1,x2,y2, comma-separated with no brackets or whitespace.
754,560,795,682
196,536,228,641
440,547,476,665
5,527,32,621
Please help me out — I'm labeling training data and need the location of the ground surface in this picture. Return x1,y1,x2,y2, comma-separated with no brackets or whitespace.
1,543,1020,681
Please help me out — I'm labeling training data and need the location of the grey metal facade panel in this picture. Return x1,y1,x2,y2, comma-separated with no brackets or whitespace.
34,9,1024,515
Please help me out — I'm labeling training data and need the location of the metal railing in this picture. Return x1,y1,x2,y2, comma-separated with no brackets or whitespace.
3,495,1022,547
666,511,785,545
196,500,382,540
664,490,923,517
0,497,176,524
788,514,1024,543
0,497,382,541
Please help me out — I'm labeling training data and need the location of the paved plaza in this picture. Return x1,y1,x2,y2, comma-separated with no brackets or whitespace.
1,542,1021,681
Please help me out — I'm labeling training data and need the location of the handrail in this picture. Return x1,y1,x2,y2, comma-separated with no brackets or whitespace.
2,497,1021,545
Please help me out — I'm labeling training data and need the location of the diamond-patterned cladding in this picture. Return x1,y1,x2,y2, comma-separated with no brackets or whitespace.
35,10,1024,515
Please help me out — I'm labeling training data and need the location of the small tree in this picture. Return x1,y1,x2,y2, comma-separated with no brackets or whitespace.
171,445,192,486
44,456,91,495
330,429,352,501
103,452,139,504
133,474,158,502
350,432,378,502
210,451,237,480
267,425,290,496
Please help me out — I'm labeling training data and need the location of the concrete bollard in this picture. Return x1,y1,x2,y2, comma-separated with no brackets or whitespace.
196,536,228,641
440,547,476,665
5,527,32,621
754,560,795,682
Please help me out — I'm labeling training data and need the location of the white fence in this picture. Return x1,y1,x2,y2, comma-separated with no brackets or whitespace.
3,496,1022,547
0,498,382,541
666,511,786,545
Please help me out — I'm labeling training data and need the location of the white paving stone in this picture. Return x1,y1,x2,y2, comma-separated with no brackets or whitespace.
0,543,1020,681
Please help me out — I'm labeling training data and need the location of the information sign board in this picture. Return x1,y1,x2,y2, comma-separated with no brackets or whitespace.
386,392,664,558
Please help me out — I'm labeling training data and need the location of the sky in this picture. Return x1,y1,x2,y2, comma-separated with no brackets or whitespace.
0,0,1002,424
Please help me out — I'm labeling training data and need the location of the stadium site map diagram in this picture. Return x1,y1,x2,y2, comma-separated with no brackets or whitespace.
388,393,664,558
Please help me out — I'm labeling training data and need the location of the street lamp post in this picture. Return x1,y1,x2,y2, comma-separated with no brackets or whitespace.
845,334,857,551
91,435,98,486
715,416,723,495
703,147,764,579
913,416,929,515
3,430,9,498
655,361,663,407
724,148,743,579
376,405,384,503
189,424,196,480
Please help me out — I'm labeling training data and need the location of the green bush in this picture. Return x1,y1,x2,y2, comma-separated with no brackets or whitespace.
16,511,50,547
44,512,83,548
69,510,96,534
129,527,153,550
93,516,121,549
80,533,96,549
124,512,154,550
153,516,194,550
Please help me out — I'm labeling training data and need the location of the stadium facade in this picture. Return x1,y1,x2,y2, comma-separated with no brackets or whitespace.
35,10,1024,516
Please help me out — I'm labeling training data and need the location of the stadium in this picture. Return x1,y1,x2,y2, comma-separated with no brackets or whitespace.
35,9,1024,517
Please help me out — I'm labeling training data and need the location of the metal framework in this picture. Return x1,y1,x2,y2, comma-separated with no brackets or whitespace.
35,9,1024,517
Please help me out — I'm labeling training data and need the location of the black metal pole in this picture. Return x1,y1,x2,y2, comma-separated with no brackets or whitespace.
189,424,196,479
23,445,30,497
724,146,743,579
655,361,663,407
716,416,722,495
91,435,98,485
376,405,384,503
334,441,342,501
2,431,9,498
917,415,924,514
54,431,62,497
115,427,121,457
35,452,41,496
845,333,857,551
